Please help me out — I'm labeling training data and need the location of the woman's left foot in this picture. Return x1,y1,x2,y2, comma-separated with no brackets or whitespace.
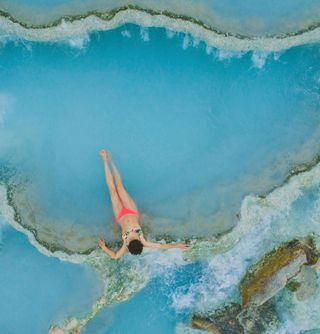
99,149,109,161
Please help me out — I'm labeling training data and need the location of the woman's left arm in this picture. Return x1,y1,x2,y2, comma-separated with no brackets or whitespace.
98,240,127,259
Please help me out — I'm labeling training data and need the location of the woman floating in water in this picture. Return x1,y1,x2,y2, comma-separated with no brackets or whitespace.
98,149,188,259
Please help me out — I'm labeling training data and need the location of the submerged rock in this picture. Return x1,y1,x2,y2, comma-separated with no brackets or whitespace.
237,302,279,333
191,317,222,334
300,330,320,334
49,326,64,334
286,280,302,292
191,301,278,334
191,303,242,334
240,238,319,307
49,318,82,334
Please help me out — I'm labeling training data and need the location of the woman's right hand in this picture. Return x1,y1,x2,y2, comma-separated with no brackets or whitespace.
176,242,189,250
99,149,109,161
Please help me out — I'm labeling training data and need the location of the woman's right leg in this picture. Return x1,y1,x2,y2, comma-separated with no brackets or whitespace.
102,156,123,217
110,159,138,212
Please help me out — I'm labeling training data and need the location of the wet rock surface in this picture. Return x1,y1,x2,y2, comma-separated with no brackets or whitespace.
191,301,278,334
240,238,319,307
190,238,319,333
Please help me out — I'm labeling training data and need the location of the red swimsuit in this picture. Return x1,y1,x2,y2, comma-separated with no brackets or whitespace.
115,207,140,222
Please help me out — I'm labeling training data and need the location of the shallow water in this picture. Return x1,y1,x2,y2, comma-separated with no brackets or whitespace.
1,26,320,252
0,220,102,333
0,3,320,334
82,263,202,334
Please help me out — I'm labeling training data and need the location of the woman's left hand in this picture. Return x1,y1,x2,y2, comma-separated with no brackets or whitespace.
98,239,106,249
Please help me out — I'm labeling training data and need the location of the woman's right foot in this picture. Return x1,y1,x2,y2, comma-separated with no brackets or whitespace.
99,149,109,161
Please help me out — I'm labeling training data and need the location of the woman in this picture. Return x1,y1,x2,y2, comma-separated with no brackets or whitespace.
98,149,188,259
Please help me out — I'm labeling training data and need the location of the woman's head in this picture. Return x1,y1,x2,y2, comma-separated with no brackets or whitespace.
128,239,143,255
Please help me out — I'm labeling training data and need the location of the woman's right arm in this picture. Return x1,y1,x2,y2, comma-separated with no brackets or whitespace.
140,235,188,250
98,240,127,259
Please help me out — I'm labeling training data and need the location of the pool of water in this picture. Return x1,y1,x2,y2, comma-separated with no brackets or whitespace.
1,2,320,334
0,220,102,333
1,26,320,253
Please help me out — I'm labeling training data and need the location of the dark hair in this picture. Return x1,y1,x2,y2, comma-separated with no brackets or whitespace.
128,239,143,255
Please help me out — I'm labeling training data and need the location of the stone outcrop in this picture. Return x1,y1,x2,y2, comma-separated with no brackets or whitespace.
191,302,278,334
190,237,319,334
191,317,222,334
240,238,319,307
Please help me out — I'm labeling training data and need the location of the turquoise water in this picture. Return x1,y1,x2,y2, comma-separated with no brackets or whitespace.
82,263,202,334
0,220,102,333
1,26,320,250
0,3,320,334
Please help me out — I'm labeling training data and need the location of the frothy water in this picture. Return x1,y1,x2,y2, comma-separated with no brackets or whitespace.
275,268,320,333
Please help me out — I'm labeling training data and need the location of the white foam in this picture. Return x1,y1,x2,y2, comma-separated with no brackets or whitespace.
273,52,282,61
121,29,131,38
166,29,175,39
251,51,269,69
0,9,320,51
192,37,200,48
205,45,212,55
275,272,320,333
171,225,267,312
215,49,244,61
182,34,190,50
139,26,149,42
67,33,90,49
172,287,197,311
